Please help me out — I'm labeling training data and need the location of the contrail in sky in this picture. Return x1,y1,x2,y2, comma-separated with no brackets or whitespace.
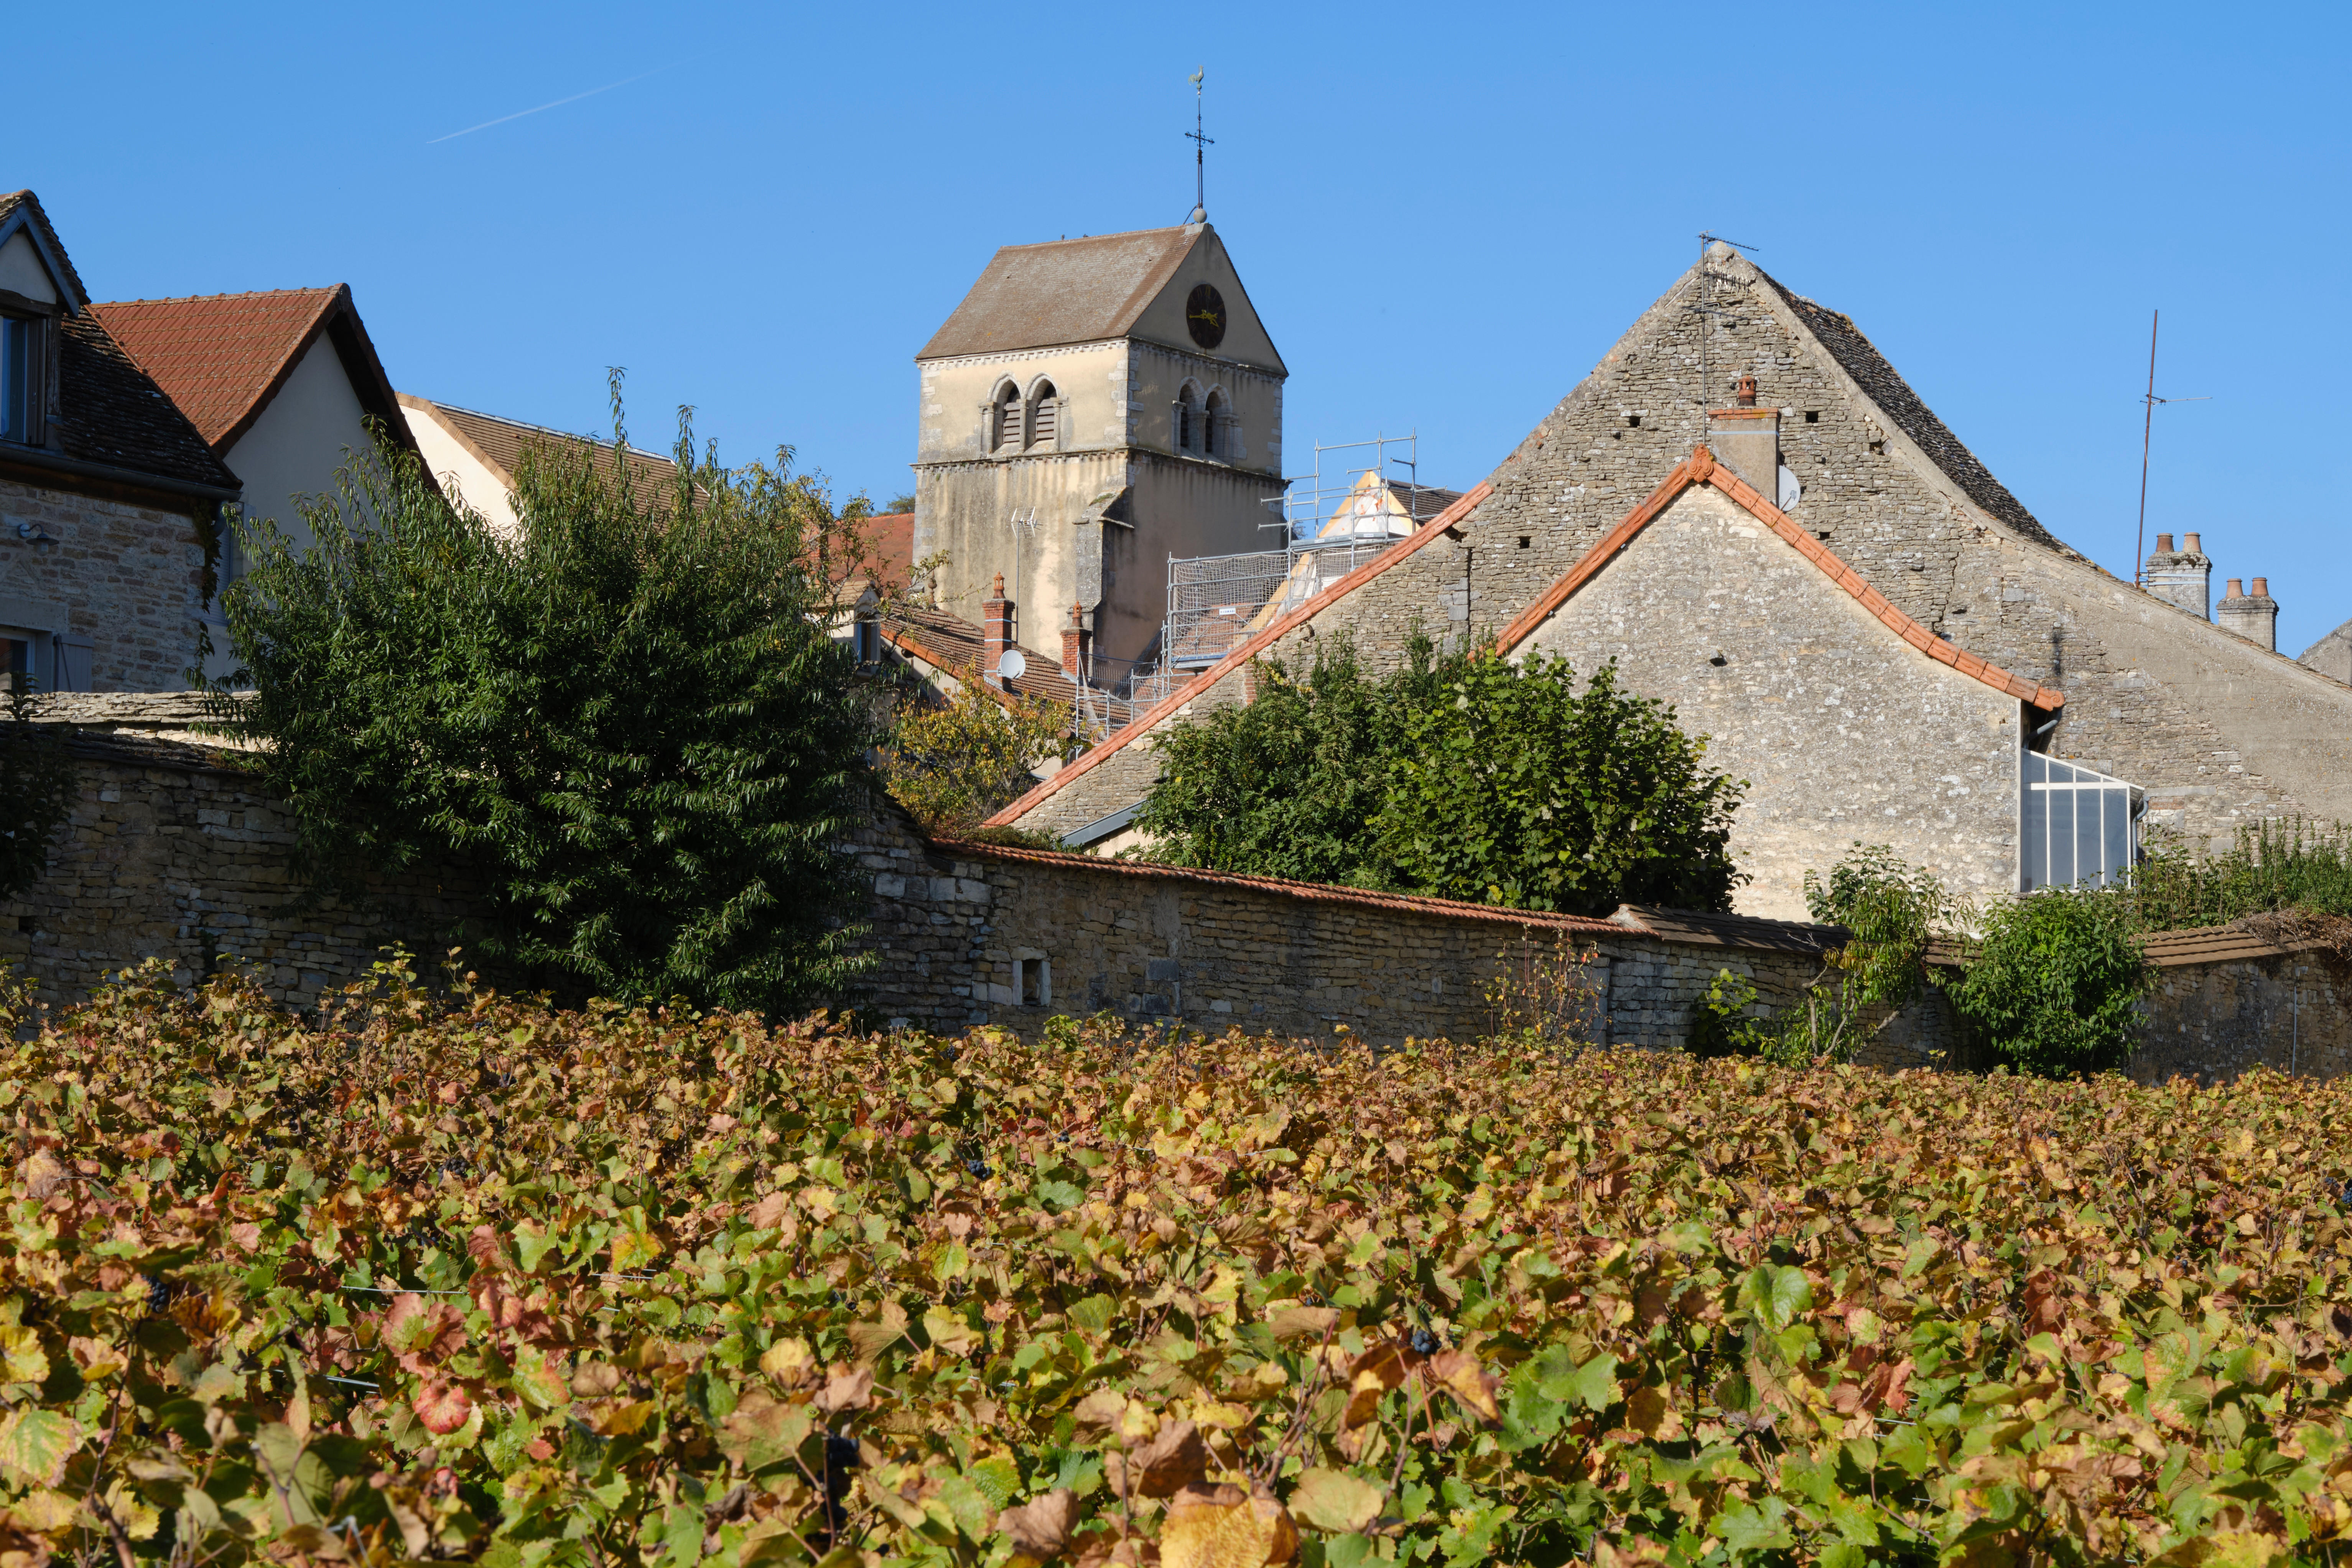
427,66,672,144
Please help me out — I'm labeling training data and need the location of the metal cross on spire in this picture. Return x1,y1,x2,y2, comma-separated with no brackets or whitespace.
1186,69,1212,224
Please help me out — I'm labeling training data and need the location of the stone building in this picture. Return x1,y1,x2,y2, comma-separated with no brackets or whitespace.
992,244,2352,915
0,191,239,691
911,222,1287,676
91,284,421,677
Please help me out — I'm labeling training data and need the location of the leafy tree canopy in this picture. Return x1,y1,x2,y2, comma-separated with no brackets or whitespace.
878,665,1071,839
1136,635,1746,916
1951,885,2153,1076
216,388,878,1015
0,676,74,903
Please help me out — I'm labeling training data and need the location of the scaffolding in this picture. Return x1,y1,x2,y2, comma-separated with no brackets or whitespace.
1159,434,1447,673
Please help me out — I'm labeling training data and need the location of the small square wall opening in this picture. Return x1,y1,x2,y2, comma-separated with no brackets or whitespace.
1804,410,1819,423
1017,956,1050,1007
1625,414,1641,428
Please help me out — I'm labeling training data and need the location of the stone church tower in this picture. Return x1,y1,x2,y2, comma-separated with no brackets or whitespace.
911,222,1286,676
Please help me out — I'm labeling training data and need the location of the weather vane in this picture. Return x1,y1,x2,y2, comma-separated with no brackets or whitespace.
1186,68,1211,224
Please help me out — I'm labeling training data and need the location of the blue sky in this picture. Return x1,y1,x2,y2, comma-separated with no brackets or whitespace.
25,2,2349,650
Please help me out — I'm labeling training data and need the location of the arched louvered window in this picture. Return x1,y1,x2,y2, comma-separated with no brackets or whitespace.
1203,388,1227,457
995,385,1023,451
1176,387,1198,453
1030,381,1057,447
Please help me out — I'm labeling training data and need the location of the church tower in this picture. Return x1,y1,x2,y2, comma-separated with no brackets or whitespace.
911,221,1286,678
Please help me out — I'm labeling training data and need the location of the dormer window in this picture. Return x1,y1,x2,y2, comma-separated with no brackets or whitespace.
0,314,44,445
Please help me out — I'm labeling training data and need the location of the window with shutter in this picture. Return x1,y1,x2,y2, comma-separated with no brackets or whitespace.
995,388,1022,450
1176,388,1197,452
1203,390,1227,457
1031,382,1057,446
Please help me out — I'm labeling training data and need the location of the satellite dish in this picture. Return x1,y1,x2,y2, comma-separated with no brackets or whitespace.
996,648,1028,682
1777,464,1803,512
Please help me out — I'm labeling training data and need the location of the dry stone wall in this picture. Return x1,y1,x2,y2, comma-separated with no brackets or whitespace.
847,807,1829,1047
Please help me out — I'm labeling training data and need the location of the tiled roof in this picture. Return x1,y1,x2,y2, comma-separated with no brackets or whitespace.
0,193,234,497
858,512,913,589
1493,446,2067,711
1611,904,1848,956
1927,922,2335,970
880,604,1084,709
1759,272,2074,558
1387,481,1465,525
91,288,344,447
918,226,1204,359
400,394,681,516
982,482,1495,827
933,834,1629,935
49,312,239,494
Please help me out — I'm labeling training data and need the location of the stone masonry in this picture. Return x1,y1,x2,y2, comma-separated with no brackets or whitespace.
847,805,1836,1047
0,476,207,689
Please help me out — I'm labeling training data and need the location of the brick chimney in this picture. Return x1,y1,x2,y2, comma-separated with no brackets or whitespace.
2217,575,2278,652
1060,602,1087,682
983,572,1011,688
2145,531,2211,620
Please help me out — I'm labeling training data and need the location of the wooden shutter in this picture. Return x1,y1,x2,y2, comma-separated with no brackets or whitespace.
1032,397,1056,447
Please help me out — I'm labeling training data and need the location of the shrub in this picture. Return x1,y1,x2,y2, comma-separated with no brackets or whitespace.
0,676,74,901
877,665,1073,837
216,394,876,1015
1139,637,1746,915
2,960,2347,1567
1952,884,2153,1074
2133,816,2352,929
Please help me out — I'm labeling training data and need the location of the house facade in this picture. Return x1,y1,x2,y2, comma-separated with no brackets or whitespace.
0,191,239,691
992,244,2352,917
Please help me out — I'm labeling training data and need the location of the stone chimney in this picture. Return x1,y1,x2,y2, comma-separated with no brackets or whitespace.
983,573,1011,688
2145,531,2211,620
1705,377,1780,498
2217,575,2278,652
1060,602,1088,682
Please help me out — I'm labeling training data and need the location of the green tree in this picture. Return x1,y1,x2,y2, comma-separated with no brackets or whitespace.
1137,639,1745,915
0,676,76,901
1951,886,2151,1076
1134,634,1441,887
216,393,877,1015
1374,655,1745,915
1804,841,1958,1015
879,665,1072,837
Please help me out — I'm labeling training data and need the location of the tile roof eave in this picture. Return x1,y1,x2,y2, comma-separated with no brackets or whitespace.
1493,446,2066,712
981,479,1496,827
931,834,1628,935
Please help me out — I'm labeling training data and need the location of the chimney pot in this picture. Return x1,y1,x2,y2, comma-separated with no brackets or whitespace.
2182,532,2202,555
2216,573,2278,651
2252,576,2269,598
2154,533,2174,554
2225,578,2243,600
1733,373,1758,407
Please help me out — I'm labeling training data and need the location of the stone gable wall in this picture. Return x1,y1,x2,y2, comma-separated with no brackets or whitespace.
1513,486,2023,918
0,476,206,691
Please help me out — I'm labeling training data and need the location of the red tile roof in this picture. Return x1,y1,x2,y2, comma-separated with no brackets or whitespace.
981,481,1495,827
860,511,913,589
91,288,344,447
1493,445,2066,710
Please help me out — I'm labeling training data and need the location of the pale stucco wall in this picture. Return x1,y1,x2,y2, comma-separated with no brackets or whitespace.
1513,485,2023,920
221,334,375,548
0,234,58,303
401,403,521,538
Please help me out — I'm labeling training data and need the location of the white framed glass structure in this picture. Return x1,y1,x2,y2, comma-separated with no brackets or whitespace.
2020,750,2143,891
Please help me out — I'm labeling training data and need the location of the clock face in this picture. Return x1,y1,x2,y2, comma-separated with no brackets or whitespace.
1185,283,1227,350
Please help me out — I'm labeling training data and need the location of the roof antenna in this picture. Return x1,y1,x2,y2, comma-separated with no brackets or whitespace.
2132,308,2210,588
1185,69,1212,224
1690,232,1758,436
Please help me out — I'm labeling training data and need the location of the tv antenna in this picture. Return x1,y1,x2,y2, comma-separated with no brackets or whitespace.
1185,69,1212,224
2132,309,2210,586
1690,232,1759,426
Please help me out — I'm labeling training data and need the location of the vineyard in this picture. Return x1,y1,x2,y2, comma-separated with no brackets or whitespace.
2,959,2350,1567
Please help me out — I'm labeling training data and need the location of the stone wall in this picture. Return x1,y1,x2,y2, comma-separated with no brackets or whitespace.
1513,484,2024,918
0,475,207,691
847,807,1832,1047
0,732,471,1006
